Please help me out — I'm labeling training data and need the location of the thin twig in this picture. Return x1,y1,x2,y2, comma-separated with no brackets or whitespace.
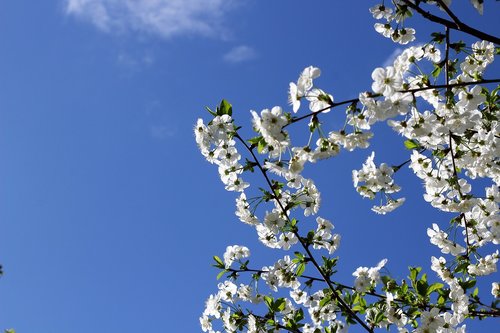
233,133,374,333
401,0,500,44
287,79,500,126
445,27,451,98
253,313,303,333
435,0,464,30
226,267,500,316
448,132,472,256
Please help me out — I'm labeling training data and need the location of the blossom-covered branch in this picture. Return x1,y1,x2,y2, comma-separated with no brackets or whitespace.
195,1,499,332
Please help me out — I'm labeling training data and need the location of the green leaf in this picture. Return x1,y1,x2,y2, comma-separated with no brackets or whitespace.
454,259,469,274
275,298,286,312
404,139,421,150
427,282,444,296
431,63,443,78
294,308,304,322
266,319,276,326
374,311,385,324
217,99,233,116
352,305,363,312
461,279,476,291
216,269,228,280
293,251,303,261
205,106,217,117
319,295,332,308
213,255,224,268
257,138,267,154
248,136,262,146
416,280,428,298
296,262,306,277
409,266,421,282
431,32,445,44
264,296,274,310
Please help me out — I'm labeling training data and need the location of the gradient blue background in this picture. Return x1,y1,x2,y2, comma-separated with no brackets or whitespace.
0,1,498,332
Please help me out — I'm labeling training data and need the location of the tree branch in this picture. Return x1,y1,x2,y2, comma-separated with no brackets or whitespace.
233,133,374,333
287,79,500,126
401,0,500,44
435,0,464,30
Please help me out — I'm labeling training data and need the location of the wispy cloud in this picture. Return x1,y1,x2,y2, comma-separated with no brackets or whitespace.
223,45,257,63
142,101,177,140
116,52,154,72
150,125,177,140
64,0,240,39
382,47,403,67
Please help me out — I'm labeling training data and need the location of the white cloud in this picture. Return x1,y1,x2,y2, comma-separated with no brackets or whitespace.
116,52,155,71
64,0,240,38
223,45,257,63
150,125,176,139
382,47,403,67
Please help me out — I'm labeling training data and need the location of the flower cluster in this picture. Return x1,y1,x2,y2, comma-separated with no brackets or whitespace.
370,3,415,45
195,113,249,192
223,245,250,269
352,258,387,293
288,66,333,113
353,152,405,214
196,1,499,332
251,106,290,157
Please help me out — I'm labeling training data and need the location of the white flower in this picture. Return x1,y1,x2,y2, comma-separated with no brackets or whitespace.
251,106,290,155
256,224,279,249
218,280,238,303
264,210,286,233
369,4,393,20
288,66,322,114
306,88,333,112
330,130,373,151
247,314,258,333
312,138,340,160
419,307,445,332
209,114,233,141
222,307,237,332
353,152,404,213
353,259,387,292
492,282,499,297
427,223,466,256
288,82,301,113
431,256,453,283
468,250,499,276
203,293,222,318
200,314,212,332
223,245,250,268
371,198,405,214
395,28,416,44
290,288,308,304
298,66,321,93
374,23,393,38
424,44,441,63
235,193,260,225
371,66,402,97
278,232,298,250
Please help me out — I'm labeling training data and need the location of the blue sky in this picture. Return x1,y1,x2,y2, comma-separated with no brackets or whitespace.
0,1,498,332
